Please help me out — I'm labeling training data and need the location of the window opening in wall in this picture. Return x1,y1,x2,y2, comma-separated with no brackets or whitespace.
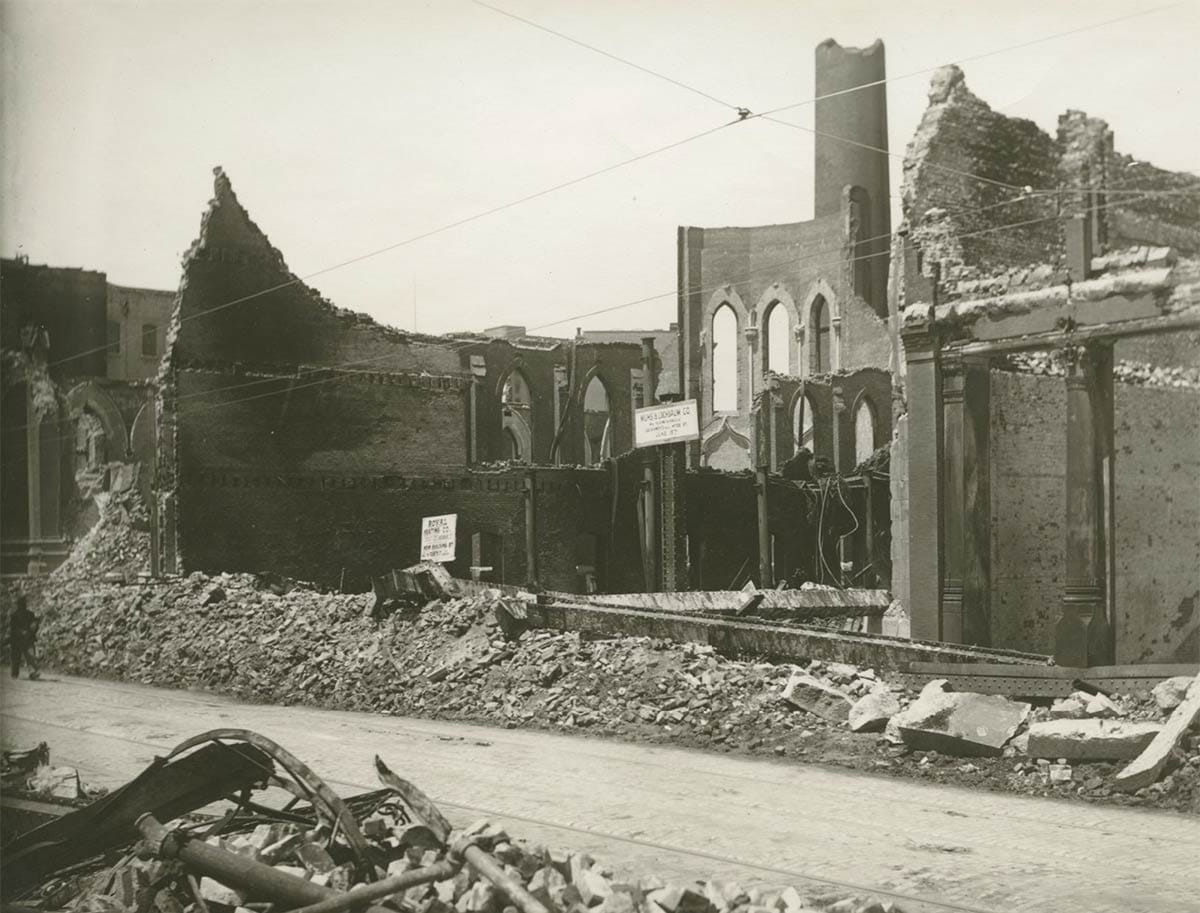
142,324,158,357
106,321,121,355
809,296,830,375
765,302,790,375
711,303,737,412
854,395,877,466
501,369,533,462
582,374,611,466
794,392,816,453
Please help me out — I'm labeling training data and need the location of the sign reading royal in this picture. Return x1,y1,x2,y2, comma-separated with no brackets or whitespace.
420,513,457,563
634,399,700,449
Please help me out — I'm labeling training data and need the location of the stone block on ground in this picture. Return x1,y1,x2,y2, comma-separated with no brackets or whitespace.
1116,671,1200,792
780,673,852,723
848,690,900,733
198,877,244,907
1151,675,1194,712
896,692,1030,757
1026,719,1163,760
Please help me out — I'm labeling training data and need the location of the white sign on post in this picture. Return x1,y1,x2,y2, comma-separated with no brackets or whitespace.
420,513,457,563
634,399,700,449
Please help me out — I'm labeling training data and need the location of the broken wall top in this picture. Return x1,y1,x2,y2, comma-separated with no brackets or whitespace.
168,168,466,377
902,66,1200,295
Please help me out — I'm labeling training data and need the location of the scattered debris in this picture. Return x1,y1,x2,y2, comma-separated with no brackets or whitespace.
1115,672,1200,793
1,731,909,913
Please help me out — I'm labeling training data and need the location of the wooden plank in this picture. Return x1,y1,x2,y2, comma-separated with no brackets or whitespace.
1114,671,1200,792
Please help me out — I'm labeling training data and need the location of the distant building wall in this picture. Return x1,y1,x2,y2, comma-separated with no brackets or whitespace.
105,284,175,382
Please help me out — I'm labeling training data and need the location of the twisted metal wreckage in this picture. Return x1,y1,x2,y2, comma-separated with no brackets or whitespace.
3,729,548,913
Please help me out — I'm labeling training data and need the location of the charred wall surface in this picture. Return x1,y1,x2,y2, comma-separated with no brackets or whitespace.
989,368,1199,661
163,169,641,592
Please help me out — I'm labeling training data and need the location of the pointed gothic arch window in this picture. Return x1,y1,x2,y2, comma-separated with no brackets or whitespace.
711,303,737,412
582,374,612,466
501,369,533,462
854,395,877,466
809,296,831,375
794,392,816,453
764,302,790,375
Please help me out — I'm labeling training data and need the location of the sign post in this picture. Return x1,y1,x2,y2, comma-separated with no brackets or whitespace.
420,513,457,563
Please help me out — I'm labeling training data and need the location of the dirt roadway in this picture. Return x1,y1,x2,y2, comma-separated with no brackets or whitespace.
3,675,1199,913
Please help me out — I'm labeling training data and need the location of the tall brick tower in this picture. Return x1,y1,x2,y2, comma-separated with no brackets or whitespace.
814,38,890,317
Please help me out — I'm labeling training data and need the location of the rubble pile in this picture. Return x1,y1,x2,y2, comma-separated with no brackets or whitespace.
26,557,1200,814
22,822,907,913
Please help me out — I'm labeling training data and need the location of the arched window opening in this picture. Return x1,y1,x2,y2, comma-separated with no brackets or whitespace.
765,302,790,375
711,304,738,412
809,296,831,375
583,375,611,466
854,396,877,466
501,369,533,463
794,392,816,453
74,410,106,479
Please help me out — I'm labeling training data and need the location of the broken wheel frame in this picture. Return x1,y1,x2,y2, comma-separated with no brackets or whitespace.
166,729,373,881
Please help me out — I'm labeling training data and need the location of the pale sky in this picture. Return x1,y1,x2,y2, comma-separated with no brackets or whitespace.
2,0,1197,337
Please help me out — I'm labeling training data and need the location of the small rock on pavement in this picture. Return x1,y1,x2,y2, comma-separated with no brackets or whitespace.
848,690,900,733
781,673,853,723
1026,719,1162,760
1152,676,1194,711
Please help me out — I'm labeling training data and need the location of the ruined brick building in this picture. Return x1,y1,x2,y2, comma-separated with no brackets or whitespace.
894,65,1200,663
679,39,895,473
5,39,1196,669
0,257,173,573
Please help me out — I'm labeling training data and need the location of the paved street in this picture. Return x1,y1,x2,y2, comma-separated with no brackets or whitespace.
3,675,1198,913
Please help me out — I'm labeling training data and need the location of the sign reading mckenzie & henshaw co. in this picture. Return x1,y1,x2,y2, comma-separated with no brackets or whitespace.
634,399,700,449
420,513,457,562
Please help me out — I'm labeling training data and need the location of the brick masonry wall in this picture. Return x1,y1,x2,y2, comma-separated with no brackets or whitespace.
1112,381,1200,662
178,466,610,593
989,369,1199,661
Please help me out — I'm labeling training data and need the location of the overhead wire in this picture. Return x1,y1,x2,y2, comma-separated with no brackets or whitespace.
44,0,1184,379
165,191,1161,419
467,0,741,113
753,3,1182,119
1,188,1166,458
45,117,745,373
